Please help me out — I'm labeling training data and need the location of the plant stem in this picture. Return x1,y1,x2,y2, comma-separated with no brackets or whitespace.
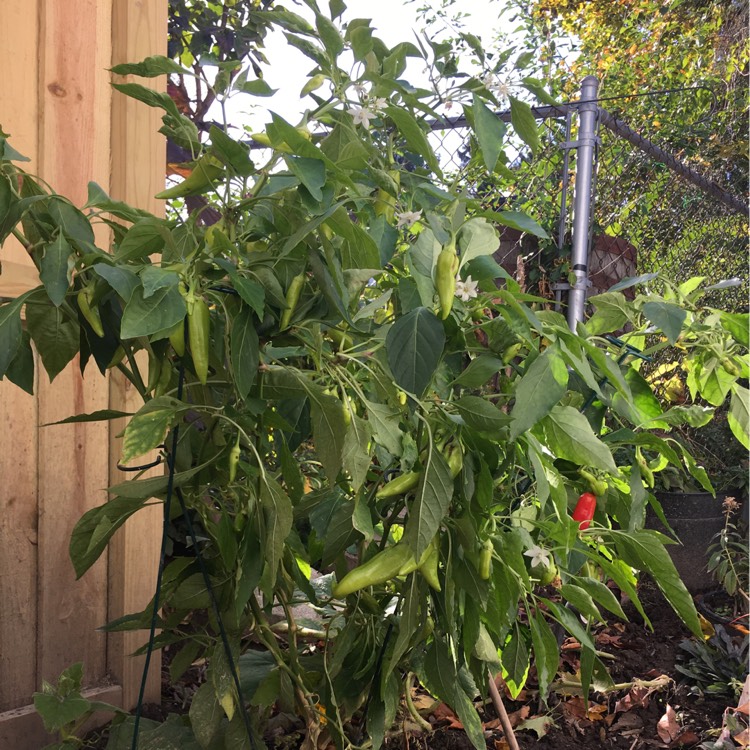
404,673,433,733
487,676,521,750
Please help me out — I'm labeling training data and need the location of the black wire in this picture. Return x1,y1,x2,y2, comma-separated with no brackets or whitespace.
173,484,258,748
128,355,257,748
130,364,185,750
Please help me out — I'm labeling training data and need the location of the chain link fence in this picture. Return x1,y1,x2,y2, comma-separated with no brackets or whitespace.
426,84,749,313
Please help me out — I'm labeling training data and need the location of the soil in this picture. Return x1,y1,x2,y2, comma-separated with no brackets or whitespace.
83,581,745,750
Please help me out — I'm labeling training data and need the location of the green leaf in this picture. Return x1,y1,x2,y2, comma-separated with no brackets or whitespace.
238,78,277,96
362,398,403,456
46,409,133,425
0,294,29,378
472,94,506,172
574,576,627,620
510,347,568,439
115,217,169,262
69,496,150,578
209,125,254,176
608,273,658,292
26,298,79,380
93,263,139,302
188,683,222,748
611,529,701,638
111,55,190,77
140,267,179,299
454,355,505,387
559,584,603,622
47,198,95,246
6,331,35,393
230,306,259,400
728,384,749,450
316,12,344,56
654,404,714,428
457,217,498,270
260,476,293,585
541,405,617,472
586,292,632,335
386,307,445,397
482,209,549,239
342,414,371,491
121,396,182,464
528,609,559,697
309,389,348,481
509,96,540,155
285,155,326,201
33,693,90,733
85,182,154,222
384,106,441,176
501,623,530,698
121,285,186,339
40,234,72,306
422,640,485,750
455,395,511,433
642,301,687,344
405,446,453,559
720,312,749,348
230,274,265,320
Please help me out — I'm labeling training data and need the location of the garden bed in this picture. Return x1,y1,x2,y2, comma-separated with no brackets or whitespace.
82,581,746,750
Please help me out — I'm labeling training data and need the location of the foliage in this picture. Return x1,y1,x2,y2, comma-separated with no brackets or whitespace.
1,2,749,747
707,498,749,605
677,626,748,702
32,663,126,750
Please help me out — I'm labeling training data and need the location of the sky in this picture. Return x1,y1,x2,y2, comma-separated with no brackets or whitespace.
225,0,512,130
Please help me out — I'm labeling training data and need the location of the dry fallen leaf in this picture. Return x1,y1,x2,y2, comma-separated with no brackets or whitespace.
656,704,680,743
493,740,510,750
517,715,556,739
484,705,530,730
432,702,463,730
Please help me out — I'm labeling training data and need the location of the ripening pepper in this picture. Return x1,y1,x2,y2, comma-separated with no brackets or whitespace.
572,492,597,531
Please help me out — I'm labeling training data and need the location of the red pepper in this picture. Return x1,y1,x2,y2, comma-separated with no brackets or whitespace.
572,492,597,531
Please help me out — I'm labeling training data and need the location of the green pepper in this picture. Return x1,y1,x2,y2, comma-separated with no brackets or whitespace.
168,318,186,357
418,539,441,591
228,433,241,483
279,272,305,330
635,448,654,489
332,543,414,598
375,470,421,499
188,296,211,385
721,357,740,377
442,441,463,479
77,285,104,338
479,539,493,580
434,241,459,320
578,468,608,497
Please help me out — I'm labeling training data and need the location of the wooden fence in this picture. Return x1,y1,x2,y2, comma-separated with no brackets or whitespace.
0,1,167,747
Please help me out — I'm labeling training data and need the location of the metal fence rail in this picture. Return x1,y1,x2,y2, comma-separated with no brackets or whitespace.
423,77,748,317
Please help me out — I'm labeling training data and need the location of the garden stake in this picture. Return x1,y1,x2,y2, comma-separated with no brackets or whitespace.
487,677,521,750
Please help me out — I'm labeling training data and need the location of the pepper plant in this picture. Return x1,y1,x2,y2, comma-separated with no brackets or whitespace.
1,2,748,748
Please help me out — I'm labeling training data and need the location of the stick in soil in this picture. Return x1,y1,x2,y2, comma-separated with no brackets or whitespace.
488,677,521,750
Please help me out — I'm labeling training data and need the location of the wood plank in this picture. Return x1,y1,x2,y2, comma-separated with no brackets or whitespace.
0,0,41,282
0,382,38,712
0,684,122,750
35,0,113,690
0,261,40,300
107,0,168,710
0,0,41,714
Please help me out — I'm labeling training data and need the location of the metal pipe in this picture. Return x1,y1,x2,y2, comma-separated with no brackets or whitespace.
567,76,600,331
